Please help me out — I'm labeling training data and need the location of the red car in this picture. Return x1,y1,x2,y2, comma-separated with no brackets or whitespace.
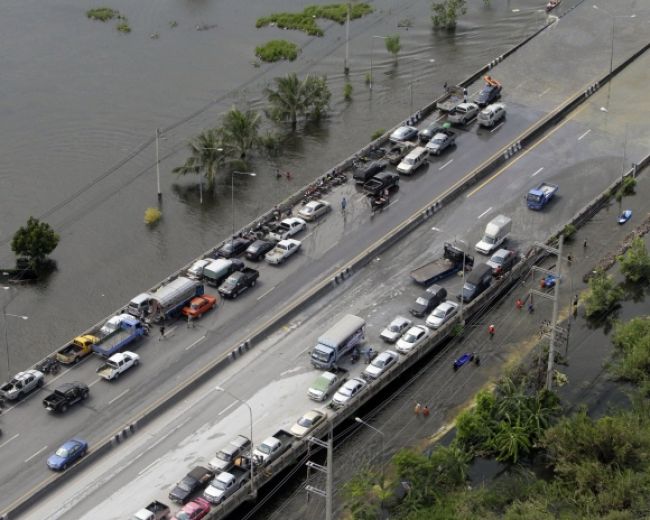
182,295,217,319
173,497,211,520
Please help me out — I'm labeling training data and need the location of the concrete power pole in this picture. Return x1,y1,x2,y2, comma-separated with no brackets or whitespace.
305,424,333,520
530,235,564,391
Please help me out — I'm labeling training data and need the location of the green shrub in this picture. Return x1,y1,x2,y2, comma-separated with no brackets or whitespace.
255,40,299,62
562,223,577,241
343,82,353,101
371,129,385,141
256,4,372,36
86,7,119,21
116,21,131,33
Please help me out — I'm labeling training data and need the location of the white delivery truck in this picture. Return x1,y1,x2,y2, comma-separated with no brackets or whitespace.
475,215,512,255
310,315,366,370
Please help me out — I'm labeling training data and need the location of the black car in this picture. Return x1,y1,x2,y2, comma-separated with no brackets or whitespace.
409,285,447,318
475,84,502,107
245,240,274,261
215,237,252,259
352,160,388,184
418,122,445,143
169,466,214,504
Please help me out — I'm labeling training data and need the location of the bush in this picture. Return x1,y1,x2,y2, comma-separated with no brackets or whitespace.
561,223,577,241
116,21,131,33
144,208,162,225
618,237,650,284
583,270,624,318
256,3,373,36
255,40,299,62
343,82,353,101
371,129,385,141
611,317,650,383
86,7,119,21
432,0,467,30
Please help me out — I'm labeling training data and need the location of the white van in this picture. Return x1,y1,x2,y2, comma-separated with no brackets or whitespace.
187,259,211,280
477,103,506,128
397,146,428,175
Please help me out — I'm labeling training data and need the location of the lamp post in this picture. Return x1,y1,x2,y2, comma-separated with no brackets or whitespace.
2,286,28,374
155,128,167,200
406,56,436,116
231,171,256,249
432,228,468,325
215,386,256,496
369,36,388,91
355,417,386,497
344,1,351,75
592,5,636,112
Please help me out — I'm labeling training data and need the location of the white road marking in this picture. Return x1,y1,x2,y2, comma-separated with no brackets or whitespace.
0,433,20,449
577,129,591,141
257,286,276,301
356,194,367,202
25,445,48,463
387,198,399,208
108,388,130,405
434,114,445,122
137,458,161,476
490,122,504,133
539,87,550,97
532,167,545,177
217,401,237,416
302,232,313,241
478,207,493,219
185,335,206,351
439,159,454,170
88,378,101,388
280,366,303,377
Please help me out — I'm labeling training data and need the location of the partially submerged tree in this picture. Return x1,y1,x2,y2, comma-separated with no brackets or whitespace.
618,237,650,284
385,34,401,61
583,270,624,318
11,217,59,267
172,129,227,189
431,0,467,30
265,73,331,130
221,107,261,160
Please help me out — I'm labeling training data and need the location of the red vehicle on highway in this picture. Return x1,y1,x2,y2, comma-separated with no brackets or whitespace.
172,497,211,520
182,295,217,319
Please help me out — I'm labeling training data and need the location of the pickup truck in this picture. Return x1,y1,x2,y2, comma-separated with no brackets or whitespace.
252,430,294,467
425,129,456,155
132,500,170,520
56,335,96,365
92,316,146,358
307,368,349,402
474,75,502,107
0,369,44,401
437,86,465,112
203,466,250,504
268,217,307,242
410,243,474,286
93,314,131,342
363,171,399,196
526,182,558,210
208,435,252,473
447,102,479,125
169,465,214,504
265,239,301,265
218,267,259,299
43,382,89,413
96,351,140,381
385,142,414,165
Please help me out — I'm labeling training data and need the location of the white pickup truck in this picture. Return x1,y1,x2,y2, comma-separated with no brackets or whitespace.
268,218,307,242
96,351,140,381
265,239,301,265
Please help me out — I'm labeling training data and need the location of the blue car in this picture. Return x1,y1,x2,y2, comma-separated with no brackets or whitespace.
618,209,632,225
47,438,88,471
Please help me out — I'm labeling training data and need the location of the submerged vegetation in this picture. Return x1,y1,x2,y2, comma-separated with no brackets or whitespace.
255,40,299,63
256,3,373,36
86,7,120,22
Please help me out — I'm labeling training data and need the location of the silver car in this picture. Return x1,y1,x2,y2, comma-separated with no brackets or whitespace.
380,316,412,343
396,325,431,354
298,200,331,222
363,351,398,380
425,301,459,329
331,378,366,409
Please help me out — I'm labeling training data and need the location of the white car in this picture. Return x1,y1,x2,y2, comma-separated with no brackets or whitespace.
425,301,459,329
331,378,366,409
396,325,431,354
265,239,301,265
290,409,326,438
380,316,412,343
96,351,140,381
268,217,307,241
363,350,398,380
298,200,331,222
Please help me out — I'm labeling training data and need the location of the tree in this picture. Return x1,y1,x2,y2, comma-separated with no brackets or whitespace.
431,0,467,30
11,217,59,266
172,129,227,189
611,317,650,383
618,237,650,284
385,34,401,61
221,107,261,160
265,73,331,130
583,270,624,318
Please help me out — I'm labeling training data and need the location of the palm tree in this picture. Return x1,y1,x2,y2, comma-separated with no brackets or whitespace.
221,107,261,160
172,129,226,189
265,73,331,130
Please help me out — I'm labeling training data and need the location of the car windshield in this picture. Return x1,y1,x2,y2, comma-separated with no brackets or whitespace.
404,158,414,165
216,451,231,462
373,357,388,368
404,333,417,343
340,385,354,397
298,416,314,427
214,479,229,491
178,479,193,492
433,308,446,318
304,206,314,214
415,297,428,306
176,512,192,520
279,223,291,231
492,255,505,265
258,443,273,455
433,135,445,143
55,447,70,458
388,323,400,332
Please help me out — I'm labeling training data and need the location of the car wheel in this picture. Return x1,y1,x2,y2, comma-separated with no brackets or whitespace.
61,404,68,413
233,291,238,299
62,463,67,471
82,391,89,400
251,280,256,287
133,359,139,367
17,391,24,400
37,379,44,388
114,371,120,380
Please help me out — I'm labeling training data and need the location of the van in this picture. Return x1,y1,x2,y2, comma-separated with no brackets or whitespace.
352,161,387,184
203,258,243,287
311,315,366,369
397,146,428,175
459,263,492,303
477,103,506,128
187,259,211,280
475,214,512,255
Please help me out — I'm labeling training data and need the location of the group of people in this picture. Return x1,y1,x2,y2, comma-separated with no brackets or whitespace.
414,402,430,417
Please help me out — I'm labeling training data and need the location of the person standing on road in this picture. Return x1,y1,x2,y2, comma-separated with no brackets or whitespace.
159,325,166,340
488,324,495,339
463,87,468,103
414,402,422,417
422,405,430,417
341,196,347,213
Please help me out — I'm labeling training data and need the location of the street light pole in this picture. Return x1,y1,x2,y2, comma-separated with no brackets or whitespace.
355,417,386,499
406,57,435,118
155,128,163,200
369,36,388,91
231,171,257,249
215,386,256,497
2,287,28,375
344,1,350,75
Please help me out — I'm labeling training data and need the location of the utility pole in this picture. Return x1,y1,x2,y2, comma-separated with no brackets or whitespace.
344,1,350,75
530,235,564,390
155,128,163,200
305,424,333,520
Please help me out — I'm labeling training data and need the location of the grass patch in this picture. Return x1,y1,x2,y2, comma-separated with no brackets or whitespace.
371,128,385,141
256,3,373,36
116,21,131,33
255,40,299,62
86,7,119,22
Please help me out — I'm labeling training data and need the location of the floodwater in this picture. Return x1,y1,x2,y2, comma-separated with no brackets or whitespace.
0,0,555,378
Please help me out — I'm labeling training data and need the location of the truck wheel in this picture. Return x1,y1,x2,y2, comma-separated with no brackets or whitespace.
17,391,24,400
62,463,67,471
61,404,68,413
82,391,89,400
251,280,256,287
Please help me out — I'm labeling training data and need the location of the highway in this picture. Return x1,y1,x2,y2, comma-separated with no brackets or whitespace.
2,0,649,516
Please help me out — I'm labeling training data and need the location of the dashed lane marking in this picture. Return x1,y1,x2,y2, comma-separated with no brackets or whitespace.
478,207,493,219
532,167,544,177
25,445,48,463
577,129,591,140
108,388,130,405
439,159,454,170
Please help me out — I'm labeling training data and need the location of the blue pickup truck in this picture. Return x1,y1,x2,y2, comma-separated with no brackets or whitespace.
92,316,146,357
527,182,558,210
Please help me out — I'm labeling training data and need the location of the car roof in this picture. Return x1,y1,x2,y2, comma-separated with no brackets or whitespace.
303,409,323,420
283,217,305,225
377,350,396,360
437,301,458,311
391,316,410,325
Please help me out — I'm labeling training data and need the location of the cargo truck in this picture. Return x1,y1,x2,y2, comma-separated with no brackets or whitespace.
92,316,146,357
310,315,366,370
410,243,474,286
127,277,204,321
475,215,512,255
526,182,558,210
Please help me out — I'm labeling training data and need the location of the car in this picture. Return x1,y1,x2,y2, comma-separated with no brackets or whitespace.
453,352,476,370
215,237,252,259
331,378,366,409
182,294,218,319
298,200,331,222
474,81,502,107
290,409,326,438
385,142,415,165
477,103,506,128
169,466,215,504
409,285,447,318
618,209,632,224
396,325,431,354
418,122,446,143
486,249,518,276
447,102,480,125
424,130,456,156
389,125,418,143
425,301,459,329
245,240,274,261
380,316,412,343
265,239,301,265
208,435,252,473
363,350,398,380
47,438,88,471
268,218,307,241
0,369,44,401
172,497,211,520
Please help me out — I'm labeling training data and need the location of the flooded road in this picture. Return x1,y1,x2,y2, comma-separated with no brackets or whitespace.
1,0,560,376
